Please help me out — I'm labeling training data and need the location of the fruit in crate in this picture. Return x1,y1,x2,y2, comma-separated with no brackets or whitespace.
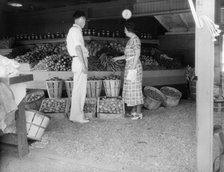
102,74,121,80
99,98,123,114
84,103,95,113
24,93,43,103
40,99,68,113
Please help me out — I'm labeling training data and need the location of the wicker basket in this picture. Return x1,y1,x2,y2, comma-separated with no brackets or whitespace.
84,98,97,119
103,80,121,97
65,81,73,98
46,80,63,98
160,87,182,107
24,90,45,111
143,86,165,110
25,110,50,141
87,80,102,98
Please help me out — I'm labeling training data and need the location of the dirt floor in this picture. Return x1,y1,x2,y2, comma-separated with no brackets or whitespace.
0,100,197,172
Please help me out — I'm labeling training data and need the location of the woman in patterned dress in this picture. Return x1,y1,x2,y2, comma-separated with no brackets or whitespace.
113,22,144,120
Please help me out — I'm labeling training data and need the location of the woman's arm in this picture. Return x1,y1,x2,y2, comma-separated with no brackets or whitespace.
113,55,126,61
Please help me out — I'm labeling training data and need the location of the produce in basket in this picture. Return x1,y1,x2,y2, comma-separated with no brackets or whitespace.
65,77,73,81
144,88,164,101
99,98,123,114
40,98,68,113
160,87,181,98
102,74,121,80
46,77,63,81
88,76,102,80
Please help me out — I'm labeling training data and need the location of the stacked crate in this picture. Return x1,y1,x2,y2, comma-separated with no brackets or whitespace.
97,78,125,119
39,77,71,117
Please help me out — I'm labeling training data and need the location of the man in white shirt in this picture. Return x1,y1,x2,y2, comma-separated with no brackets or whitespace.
66,10,89,123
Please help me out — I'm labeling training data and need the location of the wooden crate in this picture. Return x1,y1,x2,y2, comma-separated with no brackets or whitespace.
39,98,71,117
97,97,125,119
84,98,97,119
214,99,224,112
25,110,50,141
23,90,45,110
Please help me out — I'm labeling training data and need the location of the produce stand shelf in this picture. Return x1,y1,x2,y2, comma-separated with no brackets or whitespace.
22,70,185,90
15,36,159,45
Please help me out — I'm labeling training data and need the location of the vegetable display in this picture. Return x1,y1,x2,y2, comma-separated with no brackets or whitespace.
102,74,121,80
98,98,123,114
84,103,96,113
160,87,181,98
144,89,164,102
40,98,68,113
24,93,44,103
13,39,183,71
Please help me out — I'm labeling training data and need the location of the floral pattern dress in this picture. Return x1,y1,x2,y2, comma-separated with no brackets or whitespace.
122,35,144,106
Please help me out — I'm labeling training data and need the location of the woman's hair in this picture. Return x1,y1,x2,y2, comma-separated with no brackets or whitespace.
73,10,86,20
124,21,136,33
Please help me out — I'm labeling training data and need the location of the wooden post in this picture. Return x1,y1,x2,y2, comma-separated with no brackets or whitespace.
16,99,29,158
195,0,215,171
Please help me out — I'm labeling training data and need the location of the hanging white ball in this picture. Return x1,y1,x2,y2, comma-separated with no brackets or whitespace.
122,9,132,20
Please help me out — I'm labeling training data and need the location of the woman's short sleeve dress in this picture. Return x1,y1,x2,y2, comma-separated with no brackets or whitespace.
122,36,144,106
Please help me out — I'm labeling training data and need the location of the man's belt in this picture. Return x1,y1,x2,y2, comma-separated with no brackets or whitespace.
72,56,77,58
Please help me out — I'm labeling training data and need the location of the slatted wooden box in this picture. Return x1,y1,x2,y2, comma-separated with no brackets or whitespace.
97,97,125,119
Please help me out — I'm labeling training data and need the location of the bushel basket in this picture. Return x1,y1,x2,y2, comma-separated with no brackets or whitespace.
87,80,102,98
46,80,63,98
160,87,182,107
65,81,73,98
103,80,121,97
143,86,165,110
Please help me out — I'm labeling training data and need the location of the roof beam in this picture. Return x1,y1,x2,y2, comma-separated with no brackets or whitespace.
179,13,190,31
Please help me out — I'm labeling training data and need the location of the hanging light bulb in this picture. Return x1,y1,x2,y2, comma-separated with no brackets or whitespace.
8,0,23,7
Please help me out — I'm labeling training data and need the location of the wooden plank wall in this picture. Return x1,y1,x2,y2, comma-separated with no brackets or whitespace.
133,0,189,16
